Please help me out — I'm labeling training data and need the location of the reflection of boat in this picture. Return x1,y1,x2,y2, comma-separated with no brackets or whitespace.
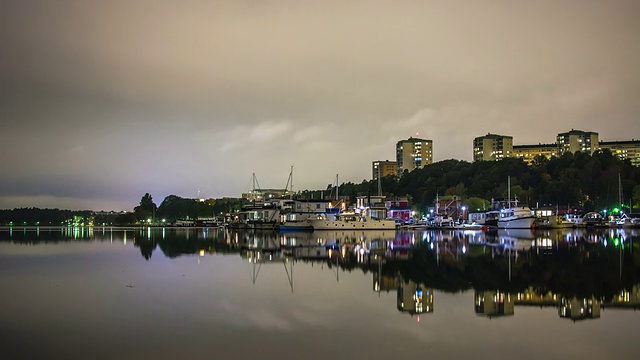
308,210,396,230
497,229,534,251
497,207,536,229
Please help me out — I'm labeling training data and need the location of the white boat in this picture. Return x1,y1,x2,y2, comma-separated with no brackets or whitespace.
497,207,536,229
308,209,396,230
497,176,535,229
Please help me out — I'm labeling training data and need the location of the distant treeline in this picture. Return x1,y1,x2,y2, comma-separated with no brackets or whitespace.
2,149,640,225
0,208,93,226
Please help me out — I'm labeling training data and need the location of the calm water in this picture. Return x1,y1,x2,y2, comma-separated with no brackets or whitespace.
1,226,638,359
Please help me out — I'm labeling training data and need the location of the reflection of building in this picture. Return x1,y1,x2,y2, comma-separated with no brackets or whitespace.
473,133,513,162
373,273,398,293
372,160,397,180
603,285,640,310
515,288,557,307
397,275,434,315
475,291,514,318
559,297,601,321
396,137,433,177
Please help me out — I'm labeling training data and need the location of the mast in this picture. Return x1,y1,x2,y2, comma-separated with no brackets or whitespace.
619,173,622,210
284,166,294,197
507,176,511,208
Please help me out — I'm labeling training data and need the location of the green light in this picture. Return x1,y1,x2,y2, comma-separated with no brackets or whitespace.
613,238,620,247
613,208,620,214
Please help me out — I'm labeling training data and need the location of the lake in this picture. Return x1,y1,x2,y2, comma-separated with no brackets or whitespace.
0,226,638,359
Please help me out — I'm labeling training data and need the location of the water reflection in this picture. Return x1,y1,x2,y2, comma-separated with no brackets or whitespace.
1,226,639,322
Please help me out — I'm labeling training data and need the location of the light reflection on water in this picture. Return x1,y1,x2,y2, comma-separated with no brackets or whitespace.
0,227,638,359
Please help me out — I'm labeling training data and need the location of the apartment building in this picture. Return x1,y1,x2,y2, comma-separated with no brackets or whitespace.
557,129,599,155
396,137,433,176
372,160,398,180
473,133,513,162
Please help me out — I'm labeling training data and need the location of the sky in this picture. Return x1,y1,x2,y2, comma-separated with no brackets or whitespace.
1,0,639,211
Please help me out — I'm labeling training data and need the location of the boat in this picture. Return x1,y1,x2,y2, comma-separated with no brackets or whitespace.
275,220,314,231
497,176,535,229
307,209,396,230
497,207,536,229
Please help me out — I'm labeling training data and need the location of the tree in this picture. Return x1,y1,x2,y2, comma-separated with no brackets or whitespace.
134,193,157,222
633,184,640,210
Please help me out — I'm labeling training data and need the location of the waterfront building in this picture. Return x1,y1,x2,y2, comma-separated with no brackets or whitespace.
281,199,334,223
513,143,557,164
396,137,433,177
557,129,599,155
242,188,293,202
473,133,513,162
372,160,397,180
387,197,411,222
356,195,388,220
599,140,640,167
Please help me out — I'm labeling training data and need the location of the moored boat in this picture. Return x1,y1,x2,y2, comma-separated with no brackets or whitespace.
497,207,536,229
308,209,396,230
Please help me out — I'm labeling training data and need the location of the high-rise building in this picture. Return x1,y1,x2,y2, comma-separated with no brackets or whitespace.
599,140,640,167
372,160,397,180
396,137,433,177
513,143,558,165
473,133,513,162
557,129,599,155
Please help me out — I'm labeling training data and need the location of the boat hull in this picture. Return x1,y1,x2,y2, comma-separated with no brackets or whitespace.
497,216,536,229
308,219,396,230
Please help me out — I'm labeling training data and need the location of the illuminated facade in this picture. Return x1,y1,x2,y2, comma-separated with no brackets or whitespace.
372,160,398,180
512,143,557,164
242,188,293,202
557,129,599,155
396,137,433,177
599,140,640,167
473,133,513,162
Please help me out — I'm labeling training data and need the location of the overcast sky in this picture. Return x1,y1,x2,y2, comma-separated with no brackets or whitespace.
1,0,639,211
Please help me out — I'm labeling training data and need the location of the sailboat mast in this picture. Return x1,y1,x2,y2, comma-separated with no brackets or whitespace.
619,173,622,209
507,176,511,208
